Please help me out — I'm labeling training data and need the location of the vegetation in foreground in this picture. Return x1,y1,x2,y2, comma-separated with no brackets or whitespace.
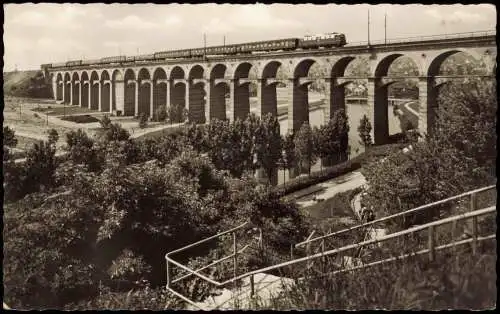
2,77,496,310
258,78,497,310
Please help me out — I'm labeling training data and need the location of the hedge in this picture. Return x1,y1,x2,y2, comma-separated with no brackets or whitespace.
274,143,407,196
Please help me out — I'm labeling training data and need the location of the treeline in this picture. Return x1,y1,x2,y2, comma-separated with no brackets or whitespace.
4,70,52,99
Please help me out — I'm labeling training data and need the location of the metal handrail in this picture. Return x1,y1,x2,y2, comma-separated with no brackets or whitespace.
219,206,495,286
165,221,249,258
298,234,496,281
295,185,495,248
164,186,495,308
167,257,223,286
172,244,250,284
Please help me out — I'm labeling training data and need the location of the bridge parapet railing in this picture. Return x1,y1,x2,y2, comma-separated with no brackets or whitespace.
347,29,496,47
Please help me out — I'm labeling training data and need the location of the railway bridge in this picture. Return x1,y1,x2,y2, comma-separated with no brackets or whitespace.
43,31,496,144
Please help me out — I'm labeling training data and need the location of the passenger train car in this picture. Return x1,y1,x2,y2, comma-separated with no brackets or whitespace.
46,32,347,69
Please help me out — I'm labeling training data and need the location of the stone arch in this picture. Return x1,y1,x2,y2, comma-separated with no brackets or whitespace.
137,68,152,117
153,67,168,118
100,70,111,112
111,69,123,113
124,69,136,116
261,60,283,79
71,72,80,106
371,54,421,144
188,64,206,123
324,56,358,121
81,71,89,108
90,71,100,110
290,58,320,133
231,62,255,121
260,61,284,118
293,58,319,78
112,69,123,81
170,66,186,117
426,49,480,77
210,64,228,121
63,72,71,104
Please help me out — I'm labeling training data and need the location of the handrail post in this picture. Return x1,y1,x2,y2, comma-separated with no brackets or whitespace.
321,238,326,273
428,225,435,262
472,216,478,255
470,192,478,255
250,274,255,298
233,231,238,281
166,259,171,288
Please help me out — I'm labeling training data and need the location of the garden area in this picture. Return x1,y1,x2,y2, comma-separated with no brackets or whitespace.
2,78,497,310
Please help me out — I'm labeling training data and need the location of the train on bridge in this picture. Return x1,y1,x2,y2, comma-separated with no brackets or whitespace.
41,33,347,69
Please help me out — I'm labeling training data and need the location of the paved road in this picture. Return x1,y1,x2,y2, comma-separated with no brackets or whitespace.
404,101,419,117
293,171,367,208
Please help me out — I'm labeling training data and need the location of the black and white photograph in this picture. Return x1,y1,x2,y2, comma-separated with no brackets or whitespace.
2,3,497,310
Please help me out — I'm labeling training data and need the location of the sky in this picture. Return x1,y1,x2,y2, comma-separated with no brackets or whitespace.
3,3,496,71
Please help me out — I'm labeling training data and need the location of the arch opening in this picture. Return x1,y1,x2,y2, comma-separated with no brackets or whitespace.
188,65,206,123
81,72,89,108
138,68,152,117
101,70,111,112
210,64,228,121
153,68,168,119
63,72,71,104
56,73,63,101
71,72,80,106
124,69,136,116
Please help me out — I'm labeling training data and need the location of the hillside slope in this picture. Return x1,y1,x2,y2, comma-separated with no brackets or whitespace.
3,70,52,99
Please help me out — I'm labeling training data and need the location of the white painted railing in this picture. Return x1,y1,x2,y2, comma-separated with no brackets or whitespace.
164,185,496,309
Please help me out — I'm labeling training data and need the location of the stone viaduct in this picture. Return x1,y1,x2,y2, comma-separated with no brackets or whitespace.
44,32,496,144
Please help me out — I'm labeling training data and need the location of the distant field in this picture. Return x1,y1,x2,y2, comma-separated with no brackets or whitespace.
60,115,101,123
32,106,98,116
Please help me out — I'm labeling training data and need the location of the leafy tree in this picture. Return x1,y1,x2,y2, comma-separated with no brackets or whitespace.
66,129,95,164
4,126,18,147
254,113,282,185
358,114,373,149
168,103,188,123
361,78,496,229
315,118,339,169
104,123,130,142
138,113,148,129
23,140,57,193
332,109,350,162
279,132,297,185
48,129,59,146
294,122,317,175
154,105,167,122
65,129,104,172
99,114,112,129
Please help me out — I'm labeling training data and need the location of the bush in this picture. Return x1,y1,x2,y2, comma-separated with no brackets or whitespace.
138,113,148,129
4,126,18,147
48,129,59,145
104,123,130,142
99,115,112,129
60,115,100,124
154,105,167,122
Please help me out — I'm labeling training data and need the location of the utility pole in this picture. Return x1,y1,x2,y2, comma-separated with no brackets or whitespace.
384,13,387,44
223,35,226,47
204,33,207,60
367,9,371,46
